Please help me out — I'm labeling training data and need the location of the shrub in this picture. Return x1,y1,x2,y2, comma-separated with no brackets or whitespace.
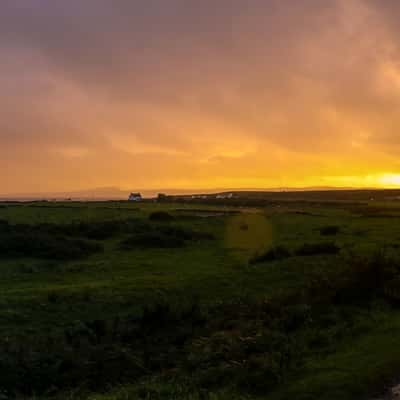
149,211,174,221
0,220,10,233
295,242,340,256
120,232,185,249
250,246,291,264
301,250,400,306
0,233,103,260
47,291,60,303
0,219,155,246
160,225,214,241
120,226,213,249
319,225,340,236
43,220,130,240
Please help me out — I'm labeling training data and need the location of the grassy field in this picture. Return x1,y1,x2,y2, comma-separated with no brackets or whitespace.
1,199,400,399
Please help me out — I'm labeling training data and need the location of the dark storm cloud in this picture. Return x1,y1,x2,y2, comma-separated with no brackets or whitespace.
0,1,335,96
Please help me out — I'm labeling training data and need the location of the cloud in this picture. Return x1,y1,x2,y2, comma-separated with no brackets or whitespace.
1,0,400,192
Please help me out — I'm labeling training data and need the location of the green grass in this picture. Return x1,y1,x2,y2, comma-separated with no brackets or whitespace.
270,309,400,400
1,200,400,398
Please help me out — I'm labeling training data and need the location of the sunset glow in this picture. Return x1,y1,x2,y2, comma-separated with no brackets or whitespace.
378,174,400,187
1,0,400,195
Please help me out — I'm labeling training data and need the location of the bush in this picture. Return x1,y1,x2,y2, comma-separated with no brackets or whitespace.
120,226,213,249
149,211,174,222
295,242,340,256
0,233,103,260
120,232,186,249
300,250,400,306
0,219,10,233
250,246,291,264
12,218,150,240
160,225,214,241
40,219,138,240
319,225,340,236
0,300,206,396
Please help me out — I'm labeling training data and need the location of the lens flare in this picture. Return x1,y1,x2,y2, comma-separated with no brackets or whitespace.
224,213,272,262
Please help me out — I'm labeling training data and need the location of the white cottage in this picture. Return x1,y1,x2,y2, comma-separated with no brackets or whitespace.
128,193,142,202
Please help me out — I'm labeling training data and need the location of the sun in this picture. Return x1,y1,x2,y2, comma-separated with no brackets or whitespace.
378,174,400,187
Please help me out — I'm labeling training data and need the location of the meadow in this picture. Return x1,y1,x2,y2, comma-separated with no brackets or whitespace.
1,197,400,399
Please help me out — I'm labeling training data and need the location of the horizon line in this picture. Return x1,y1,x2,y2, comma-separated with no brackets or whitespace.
2,185,400,199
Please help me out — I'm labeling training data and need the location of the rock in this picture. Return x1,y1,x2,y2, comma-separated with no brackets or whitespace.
391,384,400,399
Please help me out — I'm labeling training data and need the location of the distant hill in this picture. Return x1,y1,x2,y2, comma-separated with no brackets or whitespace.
0,187,129,201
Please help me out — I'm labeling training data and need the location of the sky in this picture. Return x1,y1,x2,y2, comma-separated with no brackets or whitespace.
1,0,400,194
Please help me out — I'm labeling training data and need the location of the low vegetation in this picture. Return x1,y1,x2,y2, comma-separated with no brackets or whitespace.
1,200,400,399
0,232,102,260
120,226,214,249
319,225,340,236
295,241,340,256
1,250,400,398
148,211,175,221
250,245,291,264
250,242,340,265
0,218,214,257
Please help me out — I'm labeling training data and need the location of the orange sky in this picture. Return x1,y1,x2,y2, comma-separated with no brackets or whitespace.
1,0,400,194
